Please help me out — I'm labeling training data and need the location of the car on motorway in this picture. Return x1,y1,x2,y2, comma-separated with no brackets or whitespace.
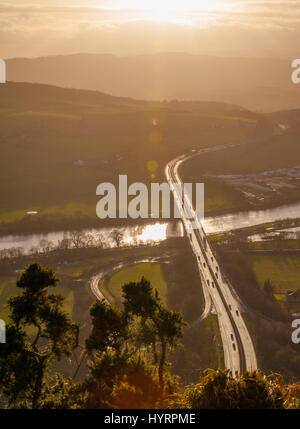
207,279,210,286
203,237,208,251
232,343,236,351
229,304,232,311
236,310,239,317
231,334,234,341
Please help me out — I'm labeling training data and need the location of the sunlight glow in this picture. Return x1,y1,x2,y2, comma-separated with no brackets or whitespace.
114,0,228,24
117,0,223,12
138,223,167,243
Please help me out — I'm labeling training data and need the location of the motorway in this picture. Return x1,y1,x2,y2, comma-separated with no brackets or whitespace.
165,145,257,376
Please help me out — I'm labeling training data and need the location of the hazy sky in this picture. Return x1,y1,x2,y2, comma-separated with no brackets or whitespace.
1,0,300,58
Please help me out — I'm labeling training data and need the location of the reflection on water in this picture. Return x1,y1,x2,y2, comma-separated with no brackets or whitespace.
203,202,300,234
1,201,300,254
248,232,280,242
0,222,184,255
125,223,167,245
249,227,300,242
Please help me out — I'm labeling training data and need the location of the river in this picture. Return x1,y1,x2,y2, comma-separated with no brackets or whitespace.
203,201,300,235
0,222,184,255
1,201,300,254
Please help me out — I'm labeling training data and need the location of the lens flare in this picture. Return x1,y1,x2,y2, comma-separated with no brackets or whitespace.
147,160,159,172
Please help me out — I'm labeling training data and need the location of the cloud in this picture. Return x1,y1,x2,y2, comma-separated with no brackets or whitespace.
0,0,300,58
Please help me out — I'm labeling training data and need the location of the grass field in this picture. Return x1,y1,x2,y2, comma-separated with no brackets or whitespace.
99,262,167,306
56,259,99,278
248,240,300,251
203,180,246,214
179,176,247,216
250,254,300,293
201,315,224,369
0,276,19,322
174,314,224,382
182,132,300,176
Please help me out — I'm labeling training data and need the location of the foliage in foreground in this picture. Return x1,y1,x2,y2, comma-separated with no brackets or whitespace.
0,263,299,409
177,369,300,409
0,264,184,408
0,263,81,408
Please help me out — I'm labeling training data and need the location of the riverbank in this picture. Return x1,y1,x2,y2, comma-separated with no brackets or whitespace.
2,195,300,242
0,211,164,237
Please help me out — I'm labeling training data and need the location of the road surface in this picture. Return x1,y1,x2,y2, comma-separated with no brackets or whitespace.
90,257,165,302
165,145,257,375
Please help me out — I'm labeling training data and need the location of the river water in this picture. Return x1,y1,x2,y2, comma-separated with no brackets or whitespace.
0,222,184,255
203,201,300,235
1,201,300,254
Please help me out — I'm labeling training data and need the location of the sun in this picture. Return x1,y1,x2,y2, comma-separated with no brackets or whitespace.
122,0,220,12
115,0,226,23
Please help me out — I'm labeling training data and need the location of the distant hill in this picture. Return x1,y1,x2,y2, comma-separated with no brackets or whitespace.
6,53,300,112
0,81,261,232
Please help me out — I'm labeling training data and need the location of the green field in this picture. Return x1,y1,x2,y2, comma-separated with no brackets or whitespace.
250,254,300,293
173,314,224,383
182,131,300,177
56,258,100,278
248,240,300,251
202,179,246,215
0,277,19,322
201,315,224,369
99,262,167,306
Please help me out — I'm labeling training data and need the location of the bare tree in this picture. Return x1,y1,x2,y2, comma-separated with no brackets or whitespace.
29,246,39,256
69,231,85,249
83,233,96,248
39,239,54,254
95,233,105,248
0,247,24,259
110,229,123,247
57,238,72,250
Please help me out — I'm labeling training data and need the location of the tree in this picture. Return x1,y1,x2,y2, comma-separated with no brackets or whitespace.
154,307,184,387
86,300,128,353
122,277,186,388
69,231,85,249
0,263,81,408
110,229,123,247
182,369,284,409
39,239,54,254
123,277,157,318
84,300,131,408
39,374,87,409
84,277,183,407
